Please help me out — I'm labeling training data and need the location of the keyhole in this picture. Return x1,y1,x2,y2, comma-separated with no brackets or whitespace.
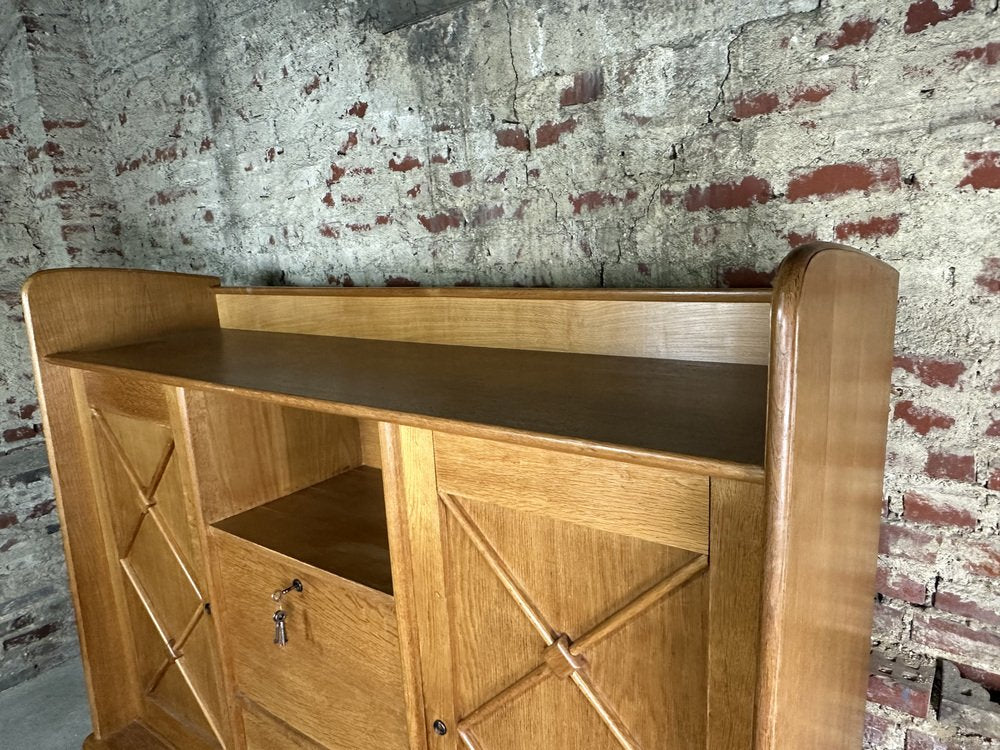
433,719,447,736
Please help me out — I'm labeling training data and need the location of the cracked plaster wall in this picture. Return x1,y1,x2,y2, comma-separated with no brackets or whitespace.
0,0,998,747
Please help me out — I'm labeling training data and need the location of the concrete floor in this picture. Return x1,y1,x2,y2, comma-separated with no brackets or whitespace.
0,656,91,749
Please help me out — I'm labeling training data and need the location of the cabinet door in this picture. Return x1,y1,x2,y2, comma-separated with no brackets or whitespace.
78,372,230,748
382,426,713,750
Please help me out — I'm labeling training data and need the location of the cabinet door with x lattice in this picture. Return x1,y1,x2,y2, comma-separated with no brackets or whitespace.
74,371,231,749
382,425,763,750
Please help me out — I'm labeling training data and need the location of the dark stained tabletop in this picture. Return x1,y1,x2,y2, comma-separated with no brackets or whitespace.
50,327,767,470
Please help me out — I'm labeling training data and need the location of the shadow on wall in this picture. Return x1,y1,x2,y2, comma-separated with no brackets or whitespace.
372,0,481,32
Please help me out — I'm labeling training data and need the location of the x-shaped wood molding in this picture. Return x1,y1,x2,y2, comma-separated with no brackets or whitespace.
92,409,225,746
439,493,709,750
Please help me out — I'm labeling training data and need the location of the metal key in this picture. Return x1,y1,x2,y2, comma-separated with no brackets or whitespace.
273,609,288,647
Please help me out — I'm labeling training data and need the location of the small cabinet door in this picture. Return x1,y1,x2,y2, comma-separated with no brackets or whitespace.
382,426,716,750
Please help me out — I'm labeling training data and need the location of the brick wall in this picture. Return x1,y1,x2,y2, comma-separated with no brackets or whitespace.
0,1,81,690
0,0,997,745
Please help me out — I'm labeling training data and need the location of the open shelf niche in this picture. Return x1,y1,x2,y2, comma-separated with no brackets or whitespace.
211,466,392,595
180,388,392,596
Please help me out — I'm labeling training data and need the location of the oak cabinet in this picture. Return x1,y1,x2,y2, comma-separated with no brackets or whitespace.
22,243,898,749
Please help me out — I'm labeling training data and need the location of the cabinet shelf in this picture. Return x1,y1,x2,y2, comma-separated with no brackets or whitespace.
48,327,768,474
210,466,393,595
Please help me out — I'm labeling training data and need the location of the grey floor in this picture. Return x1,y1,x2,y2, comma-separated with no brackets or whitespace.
0,656,92,749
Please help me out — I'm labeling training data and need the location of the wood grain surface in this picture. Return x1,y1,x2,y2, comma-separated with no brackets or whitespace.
435,433,709,554
756,243,898,749
179,390,361,525
209,530,408,750
211,467,392,594
21,268,219,740
707,477,766,749
48,328,768,474
217,294,771,365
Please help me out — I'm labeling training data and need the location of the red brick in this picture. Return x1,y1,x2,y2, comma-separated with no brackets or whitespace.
388,155,422,172
337,131,358,156
495,127,529,151
684,176,771,211
784,231,818,248
3,426,37,444
904,0,973,34
817,18,879,49
148,188,195,207
18,404,37,420
935,588,1000,628
51,180,79,196
875,563,927,604
449,170,472,187
347,101,368,118
719,266,777,288
975,257,1000,293
0,512,17,529
835,214,901,241
303,75,320,95
893,353,966,387
569,189,639,214
535,118,577,148
905,729,961,750
787,159,901,202
879,522,940,563
956,538,1000,578
326,164,346,185
893,400,955,435
955,662,1000,692
375,214,392,225
989,468,1000,490
903,491,976,528
318,224,339,239
0,124,14,139
924,452,975,483
41,119,86,131
560,70,604,107
2,622,59,650
867,672,932,717
958,151,1000,190
986,420,1000,436
732,91,780,119
863,712,893,746
418,210,463,233
384,276,420,287
788,84,834,106
954,41,1000,66
430,153,449,164
912,616,1000,665
321,192,335,207
26,499,54,520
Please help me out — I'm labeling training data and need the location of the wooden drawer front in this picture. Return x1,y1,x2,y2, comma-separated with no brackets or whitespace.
240,698,327,750
434,432,710,554
210,531,408,750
